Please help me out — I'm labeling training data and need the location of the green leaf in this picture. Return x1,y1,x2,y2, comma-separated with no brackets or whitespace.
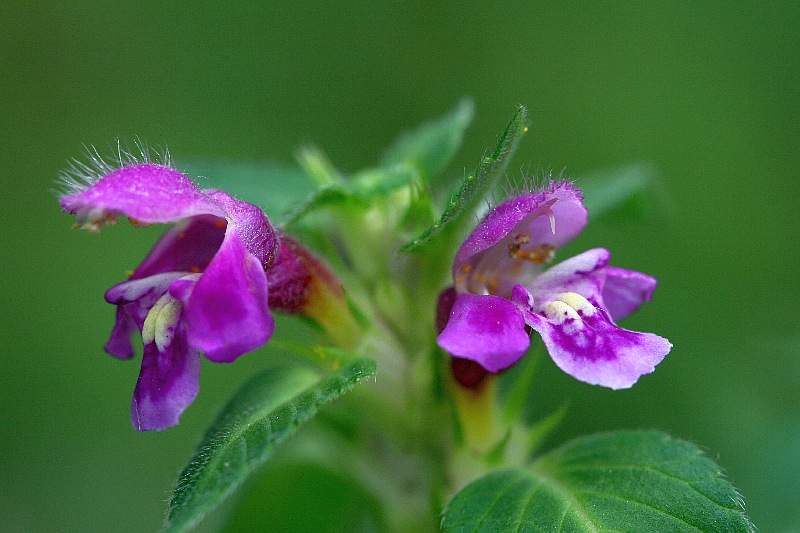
283,185,369,226
284,164,418,227
184,158,315,223
401,104,528,253
442,430,754,533
163,359,377,533
351,166,420,195
381,98,475,184
285,100,473,227
578,162,667,223
295,145,344,187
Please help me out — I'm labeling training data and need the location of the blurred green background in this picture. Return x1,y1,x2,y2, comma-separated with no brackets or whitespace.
2,2,799,531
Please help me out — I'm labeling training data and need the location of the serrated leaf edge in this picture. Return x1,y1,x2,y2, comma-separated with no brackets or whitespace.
163,359,376,533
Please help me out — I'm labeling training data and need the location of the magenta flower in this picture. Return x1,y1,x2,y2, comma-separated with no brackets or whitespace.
60,156,278,430
437,181,671,389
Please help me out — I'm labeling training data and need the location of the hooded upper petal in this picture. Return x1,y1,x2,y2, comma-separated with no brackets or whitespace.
60,163,225,227
203,189,278,267
437,293,530,373
453,182,586,297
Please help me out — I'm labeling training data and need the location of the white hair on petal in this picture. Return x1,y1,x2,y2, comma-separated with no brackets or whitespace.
56,137,173,197
482,165,572,219
500,164,569,200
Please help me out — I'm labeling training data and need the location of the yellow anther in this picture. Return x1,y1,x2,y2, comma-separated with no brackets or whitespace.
214,219,227,229
508,243,556,265
75,213,118,234
190,265,202,273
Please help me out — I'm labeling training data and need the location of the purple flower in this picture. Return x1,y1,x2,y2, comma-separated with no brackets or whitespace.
60,156,278,430
437,181,671,389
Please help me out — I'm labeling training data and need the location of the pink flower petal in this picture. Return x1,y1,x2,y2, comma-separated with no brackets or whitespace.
438,293,530,373
60,164,225,225
182,229,274,363
600,266,658,321
522,295,671,389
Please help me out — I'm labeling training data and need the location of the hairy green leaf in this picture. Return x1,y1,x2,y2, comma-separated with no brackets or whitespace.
163,359,377,533
401,104,528,253
381,98,474,184
442,430,753,533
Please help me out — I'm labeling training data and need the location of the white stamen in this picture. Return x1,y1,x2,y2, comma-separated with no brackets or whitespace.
544,300,581,324
141,295,167,346
154,299,182,351
141,293,182,350
555,292,595,316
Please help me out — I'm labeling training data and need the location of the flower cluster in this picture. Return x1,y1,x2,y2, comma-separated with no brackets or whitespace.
54,107,755,533
437,181,671,389
60,152,343,430
59,147,671,432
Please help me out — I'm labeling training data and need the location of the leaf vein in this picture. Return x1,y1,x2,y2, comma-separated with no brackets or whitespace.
575,488,704,531
559,463,730,509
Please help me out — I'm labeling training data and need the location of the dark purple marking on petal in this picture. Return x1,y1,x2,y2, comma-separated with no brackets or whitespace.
437,293,530,373
185,229,273,363
131,322,201,432
510,284,535,311
523,302,671,389
60,163,225,225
